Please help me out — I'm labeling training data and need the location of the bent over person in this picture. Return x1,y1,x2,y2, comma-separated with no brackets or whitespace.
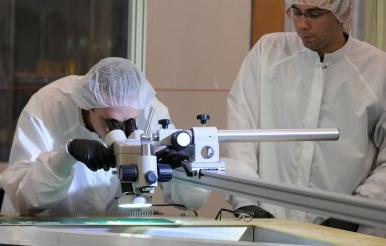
0,57,210,216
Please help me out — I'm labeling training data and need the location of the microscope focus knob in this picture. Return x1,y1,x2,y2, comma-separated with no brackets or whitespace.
158,119,171,129
157,164,173,182
171,131,191,150
119,164,138,182
197,114,210,125
145,171,158,184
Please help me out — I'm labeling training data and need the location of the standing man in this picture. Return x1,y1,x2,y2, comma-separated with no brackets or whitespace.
225,0,386,235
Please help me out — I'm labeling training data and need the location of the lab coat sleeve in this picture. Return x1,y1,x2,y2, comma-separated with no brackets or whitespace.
354,112,386,201
223,40,262,209
0,111,76,214
354,112,386,236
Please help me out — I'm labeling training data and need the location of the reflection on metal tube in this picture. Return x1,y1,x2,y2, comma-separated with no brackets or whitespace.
144,107,155,135
218,128,339,142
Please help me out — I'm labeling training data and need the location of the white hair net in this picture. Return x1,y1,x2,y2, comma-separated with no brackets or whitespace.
72,57,155,110
285,0,352,27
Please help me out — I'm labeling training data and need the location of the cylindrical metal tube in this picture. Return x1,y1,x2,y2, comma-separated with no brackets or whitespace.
144,107,155,135
142,142,152,156
218,128,339,142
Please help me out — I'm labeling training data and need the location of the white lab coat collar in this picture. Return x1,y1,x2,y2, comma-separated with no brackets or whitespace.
301,34,353,64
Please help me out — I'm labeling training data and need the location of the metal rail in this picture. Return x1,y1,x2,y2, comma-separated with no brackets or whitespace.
173,170,386,229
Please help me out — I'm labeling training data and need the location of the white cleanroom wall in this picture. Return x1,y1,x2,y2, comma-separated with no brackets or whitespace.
145,0,252,217
146,0,251,129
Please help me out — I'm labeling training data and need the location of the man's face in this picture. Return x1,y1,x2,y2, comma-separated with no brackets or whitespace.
290,4,345,56
89,106,140,138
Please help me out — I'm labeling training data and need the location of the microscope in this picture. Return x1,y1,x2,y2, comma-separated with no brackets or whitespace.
105,109,339,209
103,108,171,208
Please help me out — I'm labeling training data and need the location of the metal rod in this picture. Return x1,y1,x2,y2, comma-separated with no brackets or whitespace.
218,128,339,142
144,107,155,135
142,141,152,156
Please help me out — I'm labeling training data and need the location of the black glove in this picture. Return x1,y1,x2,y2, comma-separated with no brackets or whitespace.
156,147,189,169
68,139,115,172
320,218,359,232
234,205,275,219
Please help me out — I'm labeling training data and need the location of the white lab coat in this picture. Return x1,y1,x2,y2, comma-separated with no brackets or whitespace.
225,32,386,233
0,75,209,216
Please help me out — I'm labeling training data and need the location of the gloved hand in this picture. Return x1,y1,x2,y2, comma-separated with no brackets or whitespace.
68,139,115,171
320,218,359,232
156,147,189,169
234,205,275,219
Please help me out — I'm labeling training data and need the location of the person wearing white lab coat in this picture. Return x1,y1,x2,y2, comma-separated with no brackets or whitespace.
0,57,210,216
225,0,386,235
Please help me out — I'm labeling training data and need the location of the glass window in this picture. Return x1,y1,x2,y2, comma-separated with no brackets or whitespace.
0,0,130,161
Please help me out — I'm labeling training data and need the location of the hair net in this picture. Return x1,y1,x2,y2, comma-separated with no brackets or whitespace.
72,57,155,110
285,0,352,27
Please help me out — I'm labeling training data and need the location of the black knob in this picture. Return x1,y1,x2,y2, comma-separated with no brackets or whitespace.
197,114,210,125
145,171,158,184
157,164,173,182
119,164,138,182
171,131,191,150
158,119,171,129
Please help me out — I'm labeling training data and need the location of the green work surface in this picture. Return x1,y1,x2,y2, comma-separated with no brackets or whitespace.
0,217,180,226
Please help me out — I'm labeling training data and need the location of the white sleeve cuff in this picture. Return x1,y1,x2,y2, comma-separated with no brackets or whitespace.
45,143,77,178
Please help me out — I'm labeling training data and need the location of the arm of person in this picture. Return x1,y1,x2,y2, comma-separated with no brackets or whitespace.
0,111,76,215
321,113,386,233
354,112,386,201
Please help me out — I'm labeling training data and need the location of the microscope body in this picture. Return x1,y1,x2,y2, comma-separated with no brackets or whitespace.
106,114,338,209
107,120,224,207
113,131,158,195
